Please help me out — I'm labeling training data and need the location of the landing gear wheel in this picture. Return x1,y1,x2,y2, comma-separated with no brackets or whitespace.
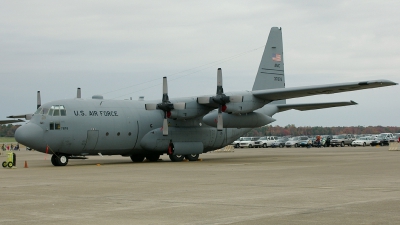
169,154,185,162
130,155,145,162
8,161,13,168
146,155,160,162
51,154,59,166
2,161,7,168
57,154,69,166
185,154,199,161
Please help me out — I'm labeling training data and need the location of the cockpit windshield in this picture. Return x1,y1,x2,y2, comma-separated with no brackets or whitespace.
34,105,66,116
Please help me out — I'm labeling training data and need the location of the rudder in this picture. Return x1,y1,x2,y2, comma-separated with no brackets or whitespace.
252,27,285,104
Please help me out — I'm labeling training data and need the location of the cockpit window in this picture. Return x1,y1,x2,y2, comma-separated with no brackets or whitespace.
42,108,49,115
35,108,42,114
47,105,66,116
60,105,66,116
53,105,60,116
35,105,66,116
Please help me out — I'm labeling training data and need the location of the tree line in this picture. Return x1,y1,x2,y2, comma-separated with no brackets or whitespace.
1,124,400,138
0,124,20,137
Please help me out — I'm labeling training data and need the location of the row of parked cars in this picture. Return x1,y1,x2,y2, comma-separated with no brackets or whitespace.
232,133,400,148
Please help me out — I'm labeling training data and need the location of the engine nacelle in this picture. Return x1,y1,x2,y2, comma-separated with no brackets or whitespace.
203,111,275,128
223,94,268,114
168,99,210,120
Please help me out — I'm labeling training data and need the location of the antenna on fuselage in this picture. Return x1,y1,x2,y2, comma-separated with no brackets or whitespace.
37,91,41,109
77,88,81,98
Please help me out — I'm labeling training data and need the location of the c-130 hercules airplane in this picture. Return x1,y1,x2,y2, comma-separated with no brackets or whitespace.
12,27,397,166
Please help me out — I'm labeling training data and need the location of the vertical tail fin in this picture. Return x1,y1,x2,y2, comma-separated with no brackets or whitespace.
252,27,285,104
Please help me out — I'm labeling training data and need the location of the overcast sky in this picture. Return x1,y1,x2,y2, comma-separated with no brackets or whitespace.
1,1,399,127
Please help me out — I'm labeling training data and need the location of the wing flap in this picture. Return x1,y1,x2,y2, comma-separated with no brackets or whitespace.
276,101,357,113
252,80,397,101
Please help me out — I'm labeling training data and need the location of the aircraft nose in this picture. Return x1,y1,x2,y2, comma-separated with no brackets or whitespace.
15,123,45,150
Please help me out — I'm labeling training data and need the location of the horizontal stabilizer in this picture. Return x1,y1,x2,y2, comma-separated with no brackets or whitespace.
276,101,357,112
253,80,397,102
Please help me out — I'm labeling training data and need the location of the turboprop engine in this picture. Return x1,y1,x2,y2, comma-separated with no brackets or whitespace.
202,111,276,128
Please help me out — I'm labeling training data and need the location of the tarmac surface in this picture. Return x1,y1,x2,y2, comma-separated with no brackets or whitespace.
1,146,400,225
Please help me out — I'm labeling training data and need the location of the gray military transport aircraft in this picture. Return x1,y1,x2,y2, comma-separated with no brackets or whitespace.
10,27,397,166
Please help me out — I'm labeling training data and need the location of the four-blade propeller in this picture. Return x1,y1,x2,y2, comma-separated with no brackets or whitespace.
197,68,243,130
145,77,185,136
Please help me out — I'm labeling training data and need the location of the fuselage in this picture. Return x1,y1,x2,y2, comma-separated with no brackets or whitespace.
15,96,256,156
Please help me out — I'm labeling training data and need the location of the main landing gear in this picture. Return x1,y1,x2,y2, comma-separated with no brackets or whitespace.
51,154,69,166
168,154,200,162
129,154,200,163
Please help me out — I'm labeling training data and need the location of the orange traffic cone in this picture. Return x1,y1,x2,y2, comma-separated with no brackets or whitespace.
24,161,28,168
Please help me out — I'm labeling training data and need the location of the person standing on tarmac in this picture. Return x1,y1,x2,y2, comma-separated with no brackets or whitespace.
1,144,5,151
316,135,321,148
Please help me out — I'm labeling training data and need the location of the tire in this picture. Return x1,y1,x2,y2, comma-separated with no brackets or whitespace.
146,155,160,162
51,154,59,166
363,142,366,147
2,161,7,168
295,143,298,148
380,142,384,146
8,161,13,168
235,144,239,148
340,142,345,147
280,144,284,148
169,154,185,162
185,154,199,161
262,143,267,148
58,155,69,166
130,155,145,162
248,144,253,148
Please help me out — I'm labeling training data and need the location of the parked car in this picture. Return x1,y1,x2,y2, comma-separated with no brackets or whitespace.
271,137,289,148
232,137,244,148
299,138,313,147
254,136,268,148
285,136,308,148
377,133,395,142
351,136,373,147
330,134,355,147
370,137,390,146
239,137,260,148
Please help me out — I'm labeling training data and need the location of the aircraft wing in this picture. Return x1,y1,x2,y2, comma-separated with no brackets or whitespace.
0,119,25,124
276,101,357,112
7,114,33,120
252,80,397,101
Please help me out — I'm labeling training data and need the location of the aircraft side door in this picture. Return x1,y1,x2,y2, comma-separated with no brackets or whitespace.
83,130,99,151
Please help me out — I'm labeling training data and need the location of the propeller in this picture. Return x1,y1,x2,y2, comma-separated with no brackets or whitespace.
8,91,42,120
145,77,185,136
37,91,41,109
198,68,243,131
